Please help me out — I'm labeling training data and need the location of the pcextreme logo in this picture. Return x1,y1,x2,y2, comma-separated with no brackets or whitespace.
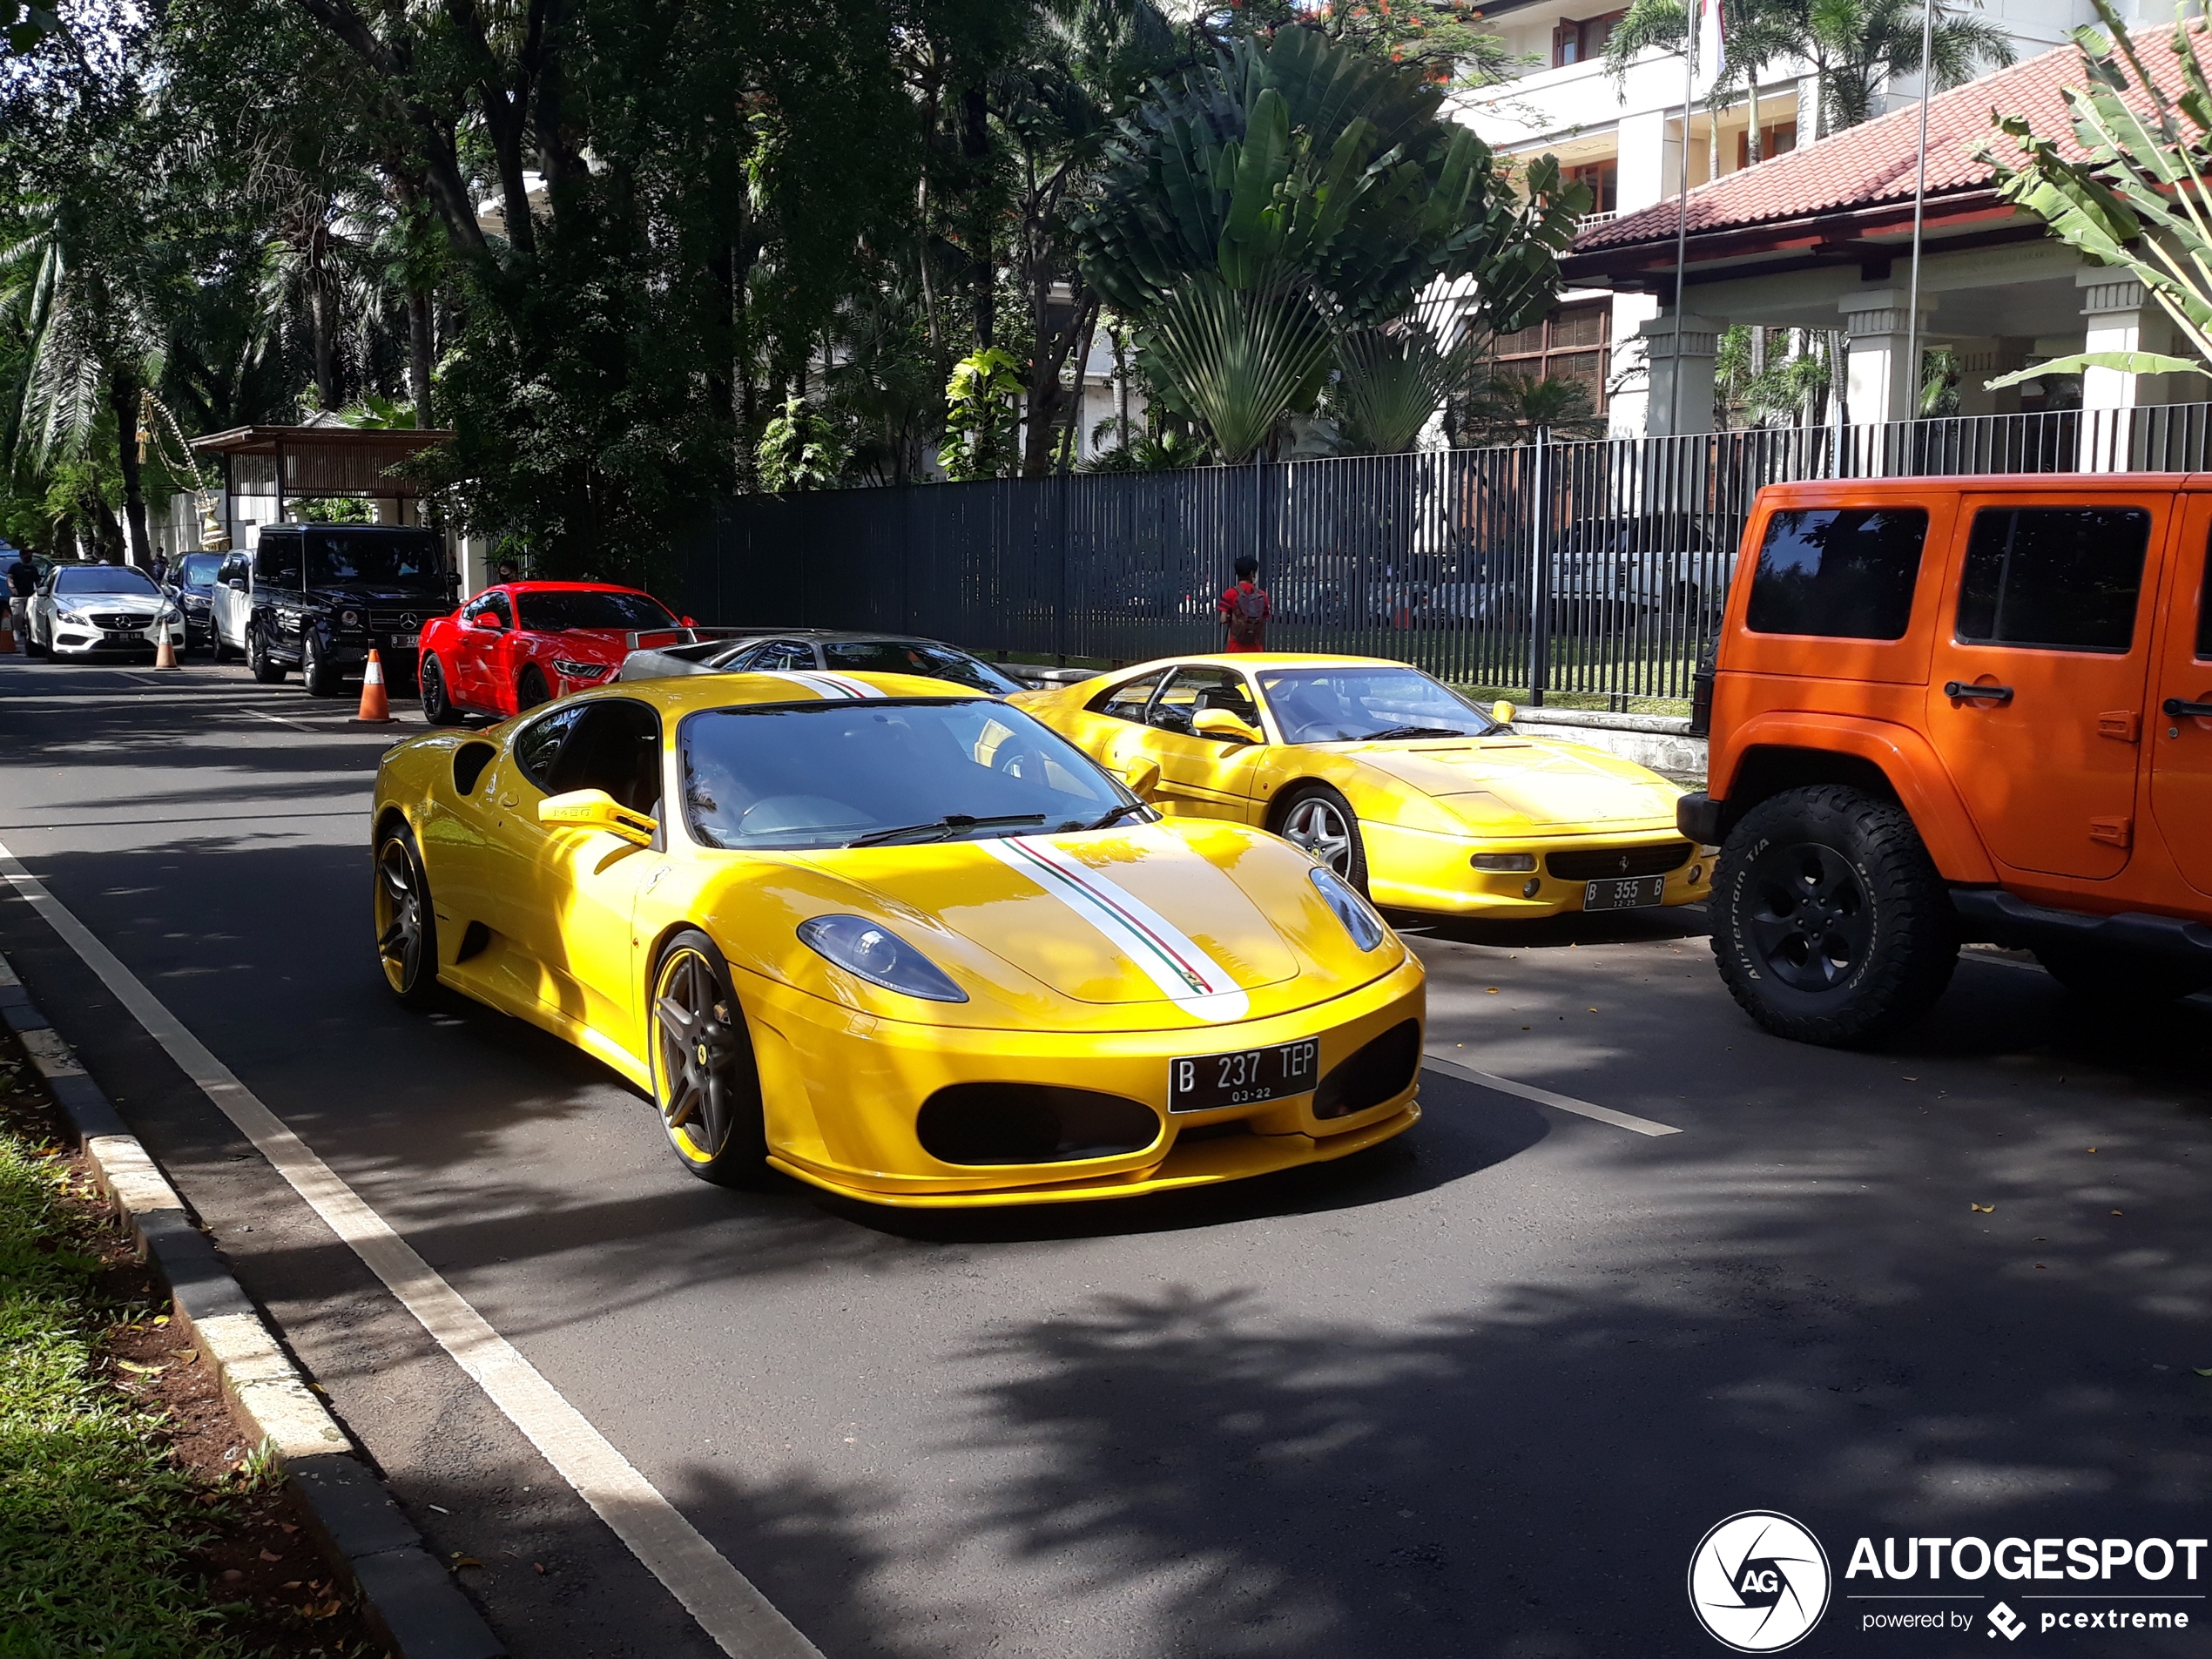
1689,1511,1833,1652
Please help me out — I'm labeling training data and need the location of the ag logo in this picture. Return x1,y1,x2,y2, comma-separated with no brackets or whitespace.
1688,1511,1831,1652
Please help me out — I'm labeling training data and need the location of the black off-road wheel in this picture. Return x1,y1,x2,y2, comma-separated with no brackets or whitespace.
1273,783,1371,894
420,652,464,725
1712,785,1959,1048
247,623,286,684
649,930,771,1187
2033,945,2212,1008
301,632,342,698
372,820,442,1008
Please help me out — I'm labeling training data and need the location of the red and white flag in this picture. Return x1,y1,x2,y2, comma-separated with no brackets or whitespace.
1696,0,1725,88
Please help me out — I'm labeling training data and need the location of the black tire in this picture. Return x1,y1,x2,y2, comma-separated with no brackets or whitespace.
647,929,771,1187
515,664,552,711
372,820,441,1008
210,627,231,664
420,652,463,725
1712,785,1959,1047
2033,945,2212,1008
300,632,343,698
1272,782,1371,894
247,622,286,684
24,624,45,659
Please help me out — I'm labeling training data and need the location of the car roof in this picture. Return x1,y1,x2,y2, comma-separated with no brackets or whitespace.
1087,652,1413,678
496,581,661,596
258,523,432,536
712,628,971,647
537,669,988,722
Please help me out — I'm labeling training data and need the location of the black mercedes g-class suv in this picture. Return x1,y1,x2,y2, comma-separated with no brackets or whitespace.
238,524,458,696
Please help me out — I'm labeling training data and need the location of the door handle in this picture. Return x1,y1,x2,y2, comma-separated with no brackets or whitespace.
2162,696,2212,718
1943,681,2014,704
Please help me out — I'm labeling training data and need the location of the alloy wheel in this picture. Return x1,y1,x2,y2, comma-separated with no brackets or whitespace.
374,838,426,993
1742,840,1871,993
653,948,744,1164
1282,796,1354,875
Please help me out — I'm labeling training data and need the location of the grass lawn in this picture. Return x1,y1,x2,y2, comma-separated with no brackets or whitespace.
0,1123,252,1656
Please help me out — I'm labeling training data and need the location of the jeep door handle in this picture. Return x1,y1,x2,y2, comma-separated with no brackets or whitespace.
1944,681,2014,704
2166,696,2212,718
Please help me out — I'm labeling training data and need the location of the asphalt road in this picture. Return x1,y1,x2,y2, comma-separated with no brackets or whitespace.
2,651,2208,1659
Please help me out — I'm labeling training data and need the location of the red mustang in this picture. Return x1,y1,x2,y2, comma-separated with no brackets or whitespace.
416,581,694,723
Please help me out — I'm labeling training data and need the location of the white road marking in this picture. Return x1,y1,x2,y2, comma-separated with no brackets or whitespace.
0,839,821,1659
1420,1050,1683,1137
240,707,325,735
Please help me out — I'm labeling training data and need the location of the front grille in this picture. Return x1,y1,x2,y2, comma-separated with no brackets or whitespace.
91,613,147,631
1547,841,1694,882
916,1083,1161,1165
368,608,434,631
1313,1020,1421,1121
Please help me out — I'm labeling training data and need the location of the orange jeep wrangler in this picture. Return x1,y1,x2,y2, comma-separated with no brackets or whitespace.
1678,475,2212,1045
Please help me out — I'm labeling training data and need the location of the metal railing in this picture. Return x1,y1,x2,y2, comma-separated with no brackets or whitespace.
671,401,2212,709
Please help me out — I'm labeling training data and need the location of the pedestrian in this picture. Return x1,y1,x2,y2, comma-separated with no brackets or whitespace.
5,549,34,651
151,550,170,585
495,559,519,585
1217,555,1271,654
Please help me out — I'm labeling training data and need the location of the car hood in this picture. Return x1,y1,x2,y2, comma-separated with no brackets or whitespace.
698,819,1403,1030
56,591,161,612
1343,737,1682,832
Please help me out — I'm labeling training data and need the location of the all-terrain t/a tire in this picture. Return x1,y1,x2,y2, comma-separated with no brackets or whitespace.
1711,785,1959,1048
1272,783,1371,894
648,930,771,1187
247,623,287,684
301,632,343,698
2033,944,2212,1008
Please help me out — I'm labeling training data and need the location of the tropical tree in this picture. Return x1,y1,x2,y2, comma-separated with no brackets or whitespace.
1449,371,1607,446
1976,1,2212,391
1076,27,1585,461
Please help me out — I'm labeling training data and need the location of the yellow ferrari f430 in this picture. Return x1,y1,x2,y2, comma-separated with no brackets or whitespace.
1013,654,1709,921
368,671,1423,1204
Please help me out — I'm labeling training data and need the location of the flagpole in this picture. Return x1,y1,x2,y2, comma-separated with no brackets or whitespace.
1904,0,1936,424
1669,0,1695,434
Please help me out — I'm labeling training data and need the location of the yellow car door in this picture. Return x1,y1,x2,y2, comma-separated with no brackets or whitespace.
1137,665,1268,820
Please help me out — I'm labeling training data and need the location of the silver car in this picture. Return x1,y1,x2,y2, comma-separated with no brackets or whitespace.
27,563,185,658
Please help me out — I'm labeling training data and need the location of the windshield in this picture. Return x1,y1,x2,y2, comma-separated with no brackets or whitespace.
178,554,223,589
55,566,160,596
681,698,1126,850
1258,666,1497,744
304,531,444,589
820,639,1022,694
516,590,679,632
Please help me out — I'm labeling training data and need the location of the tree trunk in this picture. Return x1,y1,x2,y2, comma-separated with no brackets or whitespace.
408,289,435,427
111,374,151,568
1111,320,1130,453
309,274,340,409
962,86,994,349
1748,78,1763,162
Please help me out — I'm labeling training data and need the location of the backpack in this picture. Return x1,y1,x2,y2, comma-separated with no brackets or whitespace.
1227,584,1268,646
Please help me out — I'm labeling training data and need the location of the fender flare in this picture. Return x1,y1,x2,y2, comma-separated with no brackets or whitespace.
1717,711,1997,884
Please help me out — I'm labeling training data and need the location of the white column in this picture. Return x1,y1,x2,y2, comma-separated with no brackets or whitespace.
1637,313,1723,435
2077,269,2175,409
1608,292,1660,436
1838,289,1933,427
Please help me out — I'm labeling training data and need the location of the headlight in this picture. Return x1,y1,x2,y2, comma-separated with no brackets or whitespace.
1471,853,1536,872
1309,866,1386,952
797,914,968,1002
157,604,179,623
339,608,361,629
54,604,91,621
552,658,609,678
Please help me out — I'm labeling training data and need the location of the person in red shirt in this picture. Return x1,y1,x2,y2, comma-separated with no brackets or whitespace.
1217,556,1271,653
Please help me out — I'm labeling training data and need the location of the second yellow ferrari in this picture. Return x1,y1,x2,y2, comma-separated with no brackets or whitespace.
1013,654,1710,921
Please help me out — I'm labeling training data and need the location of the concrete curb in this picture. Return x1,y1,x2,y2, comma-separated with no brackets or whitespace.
0,951,505,1659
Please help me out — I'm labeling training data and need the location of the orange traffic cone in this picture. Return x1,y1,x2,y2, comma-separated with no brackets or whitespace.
354,649,394,724
152,631,179,670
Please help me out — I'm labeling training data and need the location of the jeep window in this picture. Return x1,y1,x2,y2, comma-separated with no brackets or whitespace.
304,530,443,590
256,538,302,588
52,566,160,596
1745,508,1927,638
1957,508,2150,653
517,590,678,633
1089,671,1164,724
513,705,586,791
2199,531,2212,659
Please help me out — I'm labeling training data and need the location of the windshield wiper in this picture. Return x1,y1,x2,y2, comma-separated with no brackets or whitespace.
1083,799,1154,832
1359,725,1470,742
845,813,1046,848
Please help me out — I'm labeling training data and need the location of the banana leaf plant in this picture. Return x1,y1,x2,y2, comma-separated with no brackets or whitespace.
1976,0,2212,389
1076,27,1586,461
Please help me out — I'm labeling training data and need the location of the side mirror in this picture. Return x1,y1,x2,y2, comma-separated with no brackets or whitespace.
1193,708,1262,745
680,615,696,627
226,577,246,591
537,788,656,846
471,611,503,631
1120,758,1161,798
1491,700,1517,727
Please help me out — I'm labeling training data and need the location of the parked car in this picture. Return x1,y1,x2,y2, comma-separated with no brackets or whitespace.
1014,653,1708,921
210,524,456,694
1681,476,2212,1046
417,581,695,723
25,563,184,660
1552,513,1722,626
620,629,1025,695
165,550,225,653
368,670,1424,1199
